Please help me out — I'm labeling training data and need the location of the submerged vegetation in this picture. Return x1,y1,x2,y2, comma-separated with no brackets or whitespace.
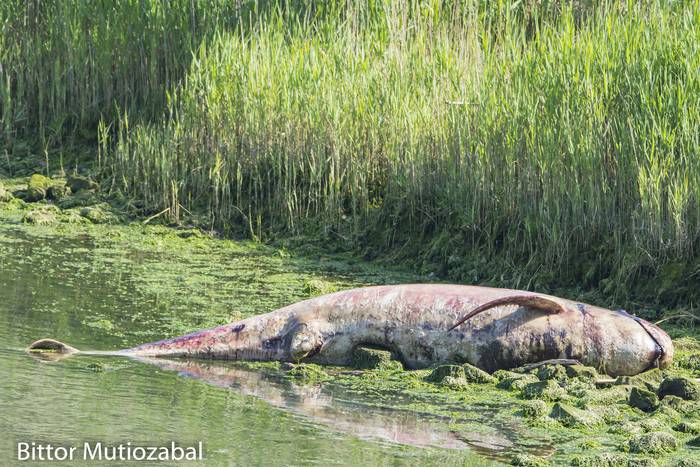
2,1,700,307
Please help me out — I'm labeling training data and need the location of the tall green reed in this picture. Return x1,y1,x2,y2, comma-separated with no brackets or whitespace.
5,0,700,304
0,0,261,161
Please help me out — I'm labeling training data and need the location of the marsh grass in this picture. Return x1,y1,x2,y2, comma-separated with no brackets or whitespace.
3,1,700,305
0,0,254,163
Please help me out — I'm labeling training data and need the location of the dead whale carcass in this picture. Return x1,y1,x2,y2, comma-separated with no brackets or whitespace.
28,284,673,377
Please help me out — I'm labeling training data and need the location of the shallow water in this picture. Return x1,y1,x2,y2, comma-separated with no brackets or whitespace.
0,222,555,466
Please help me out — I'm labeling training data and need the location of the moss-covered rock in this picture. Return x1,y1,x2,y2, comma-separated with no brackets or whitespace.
590,403,622,423
522,400,548,418
572,453,657,466
0,183,13,202
627,459,658,467
629,386,659,412
676,459,700,467
658,377,700,401
462,363,496,384
640,416,673,434
679,354,700,373
28,173,51,188
46,183,70,200
565,364,598,380
673,422,700,434
57,191,100,209
510,453,549,466
550,402,601,428
579,385,630,408
536,364,568,382
79,205,118,224
441,376,469,390
426,365,464,383
25,186,46,202
60,208,91,224
80,206,107,223
302,279,337,297
650,405,683,427
615,368,664,392
67,174,99,193
493,369,518,381
25,173,52,202
577,439,602,450
350,346,402,371
608,421,644,437
23,208,58,225
626,431,678,455
286,363,329,382
497,372,539,391
86,362,105,372
659,395,689,413
564,378,597,399
522,380,566,401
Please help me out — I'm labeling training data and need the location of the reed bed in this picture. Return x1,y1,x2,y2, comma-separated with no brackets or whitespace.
0,0,248,159
3,1,700,304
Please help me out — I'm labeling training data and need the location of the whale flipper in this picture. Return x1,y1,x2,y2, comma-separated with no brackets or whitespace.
449,295,567,331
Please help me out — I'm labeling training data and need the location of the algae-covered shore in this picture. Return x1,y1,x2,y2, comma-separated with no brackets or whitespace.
2,173,700,466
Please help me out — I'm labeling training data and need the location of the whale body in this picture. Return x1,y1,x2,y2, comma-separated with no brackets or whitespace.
28,284,673,377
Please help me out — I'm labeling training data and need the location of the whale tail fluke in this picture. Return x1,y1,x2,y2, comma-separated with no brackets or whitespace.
27,338,80,362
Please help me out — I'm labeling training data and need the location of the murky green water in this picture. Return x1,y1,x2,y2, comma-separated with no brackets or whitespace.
0,221,552,466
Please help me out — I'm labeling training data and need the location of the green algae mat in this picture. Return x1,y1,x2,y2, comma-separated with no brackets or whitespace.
1,180,700,466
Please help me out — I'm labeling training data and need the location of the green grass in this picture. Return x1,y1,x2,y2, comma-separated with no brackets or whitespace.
0,0,251,167
2,1,700,308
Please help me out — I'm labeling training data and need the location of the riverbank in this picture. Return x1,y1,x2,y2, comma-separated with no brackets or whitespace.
3,1,699,311
2,172,700,465
2,170,697,321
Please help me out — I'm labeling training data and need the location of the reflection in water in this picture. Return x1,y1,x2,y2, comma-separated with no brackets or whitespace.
134,358,528,454
137,358,467,449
